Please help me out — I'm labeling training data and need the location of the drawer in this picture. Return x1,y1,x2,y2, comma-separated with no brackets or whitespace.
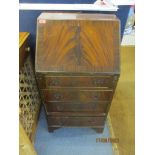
47,116,105,127
41,89,113,102
44,101,109,113
37,76,118,88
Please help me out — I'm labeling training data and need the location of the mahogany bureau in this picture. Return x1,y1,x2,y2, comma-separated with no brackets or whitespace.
35,13,120,133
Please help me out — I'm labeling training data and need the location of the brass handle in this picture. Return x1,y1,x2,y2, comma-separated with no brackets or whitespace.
59,117,68,125
50,79,60,86
58,119,65,126
54,93,63,100
94,79,105,86
57,105,64,111
92,94,100,101
25,46,30,52
113,76,118,83
103,113,106,116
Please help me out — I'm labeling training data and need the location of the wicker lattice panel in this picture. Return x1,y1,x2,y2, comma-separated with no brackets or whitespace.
19,55,41,139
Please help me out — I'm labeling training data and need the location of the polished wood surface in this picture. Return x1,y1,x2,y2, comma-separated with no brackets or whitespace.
37,75,117,88
35,13,120,133
45,111,106,117
36,13,120,73
109,46,135,155
19,32,29,48
41,89,113,102
47,116,105,127
19,32,30,69
44,101,109,113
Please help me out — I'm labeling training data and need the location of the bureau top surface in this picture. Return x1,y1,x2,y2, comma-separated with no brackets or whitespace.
35,13,120,74
37,13,117,21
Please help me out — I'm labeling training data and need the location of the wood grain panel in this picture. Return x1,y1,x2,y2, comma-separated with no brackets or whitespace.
44,101,109,113
41,89,113,102
35,13,120,73
37,75,118,88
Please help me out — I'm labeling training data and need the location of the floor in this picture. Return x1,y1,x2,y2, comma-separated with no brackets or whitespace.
109,46,135,155
34,108,113,155
121,30,135,46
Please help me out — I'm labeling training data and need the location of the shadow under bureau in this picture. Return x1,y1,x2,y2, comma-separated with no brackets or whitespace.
35,13,120,133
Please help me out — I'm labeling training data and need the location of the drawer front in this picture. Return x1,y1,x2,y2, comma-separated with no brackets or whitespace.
37,76,118,88
44,101,109,113
41,89,113,102
47,116,105,127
